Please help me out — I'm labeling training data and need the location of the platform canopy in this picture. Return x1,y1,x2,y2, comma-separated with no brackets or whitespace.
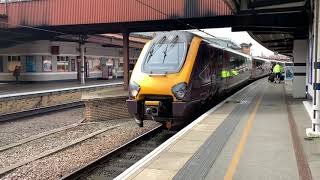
0,0,310,54
229,0,309,57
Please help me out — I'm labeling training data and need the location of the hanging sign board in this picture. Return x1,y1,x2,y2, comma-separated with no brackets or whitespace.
285,66,294,81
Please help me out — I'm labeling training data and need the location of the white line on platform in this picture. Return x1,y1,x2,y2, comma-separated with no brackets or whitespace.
0,82,123,99
114,80,262,180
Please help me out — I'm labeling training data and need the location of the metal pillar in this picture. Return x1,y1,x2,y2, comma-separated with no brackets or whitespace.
307,0,320,137
4,0,7,15
292,40,307,98
240,0,249,11
79,36,86,85
123,32,130,90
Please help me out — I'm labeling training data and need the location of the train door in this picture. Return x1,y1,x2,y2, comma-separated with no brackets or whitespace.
210,46,224,94
199,45,212,100
252,58,256,79
189,44,207,100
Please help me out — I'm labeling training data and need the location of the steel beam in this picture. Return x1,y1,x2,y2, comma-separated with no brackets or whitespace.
265,43,294,48
123,32,130,90
232,26,298,32
248,0,305,8
276,51,293,54
79,36,86,85
261,39,294,43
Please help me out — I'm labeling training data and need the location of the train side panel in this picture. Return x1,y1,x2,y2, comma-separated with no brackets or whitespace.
251,58,271,79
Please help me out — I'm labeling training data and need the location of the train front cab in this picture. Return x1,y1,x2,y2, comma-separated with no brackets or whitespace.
127,33,201,128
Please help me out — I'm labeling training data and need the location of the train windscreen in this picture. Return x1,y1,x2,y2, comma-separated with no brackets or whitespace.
142,38,187,74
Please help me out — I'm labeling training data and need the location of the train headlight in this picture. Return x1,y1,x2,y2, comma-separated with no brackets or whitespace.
172,82,187,100
129,81,140,98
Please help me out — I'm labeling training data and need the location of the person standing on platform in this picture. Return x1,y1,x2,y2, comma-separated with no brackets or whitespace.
13,66,21,84
273,63,282,83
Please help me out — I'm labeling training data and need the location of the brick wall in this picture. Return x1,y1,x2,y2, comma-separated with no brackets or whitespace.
0,84,122,115
0,92,81,115
84,96,132,122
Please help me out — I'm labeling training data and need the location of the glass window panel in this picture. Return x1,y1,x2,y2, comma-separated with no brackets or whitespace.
26,56,36,72
143,42,186,74
89,58,101,72
7,56,21,72
57,56,69,72
71,59,76,72
42,56,52,72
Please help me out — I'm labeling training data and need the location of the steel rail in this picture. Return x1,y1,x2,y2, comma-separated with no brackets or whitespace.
61,124,163,180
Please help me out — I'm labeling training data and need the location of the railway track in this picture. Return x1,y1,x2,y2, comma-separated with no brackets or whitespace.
0,101,84,122
61,125,175,180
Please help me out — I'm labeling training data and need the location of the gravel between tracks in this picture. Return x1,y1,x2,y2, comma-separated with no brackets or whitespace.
1,120,160,180
0,122,115,169
0,107,84,147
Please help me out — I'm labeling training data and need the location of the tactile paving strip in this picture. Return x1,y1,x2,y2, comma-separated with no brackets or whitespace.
174,80,264,180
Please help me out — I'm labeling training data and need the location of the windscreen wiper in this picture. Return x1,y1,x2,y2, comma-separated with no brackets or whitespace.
162,35,179,64
146,36,167,63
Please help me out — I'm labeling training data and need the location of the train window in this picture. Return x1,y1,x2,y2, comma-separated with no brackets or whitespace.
228,53,247,75
142,42,187,74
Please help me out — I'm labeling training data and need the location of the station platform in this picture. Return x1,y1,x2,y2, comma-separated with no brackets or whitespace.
0,79,122,98
116,78,319,180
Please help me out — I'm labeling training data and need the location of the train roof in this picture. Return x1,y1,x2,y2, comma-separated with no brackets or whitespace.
186,31,252,59
154,31,249,58
203,39,251,59
153,31,284,62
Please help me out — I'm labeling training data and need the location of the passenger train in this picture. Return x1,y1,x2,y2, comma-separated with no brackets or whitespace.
127,31,270,128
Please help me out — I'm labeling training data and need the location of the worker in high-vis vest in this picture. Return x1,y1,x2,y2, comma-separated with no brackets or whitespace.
221,69,239,79
273,63,283,83
231,69,239,76
221,70,231,78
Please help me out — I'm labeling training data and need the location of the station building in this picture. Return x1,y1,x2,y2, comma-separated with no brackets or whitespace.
0,34,149,82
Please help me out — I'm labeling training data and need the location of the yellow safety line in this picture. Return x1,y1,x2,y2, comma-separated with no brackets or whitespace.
224,92,264,180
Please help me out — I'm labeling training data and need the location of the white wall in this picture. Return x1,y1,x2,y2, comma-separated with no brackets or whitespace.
0,40,141,58
292,40,308,98
0,40,142,82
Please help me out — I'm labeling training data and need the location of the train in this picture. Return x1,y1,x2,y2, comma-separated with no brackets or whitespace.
127,31,271,128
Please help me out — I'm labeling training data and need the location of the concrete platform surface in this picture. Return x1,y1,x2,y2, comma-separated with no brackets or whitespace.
0,79,122,97
116,78,318,180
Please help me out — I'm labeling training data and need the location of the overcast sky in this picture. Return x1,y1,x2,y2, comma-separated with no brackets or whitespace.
190,28,275,56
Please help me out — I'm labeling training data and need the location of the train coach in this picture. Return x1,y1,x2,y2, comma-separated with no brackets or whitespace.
127,31,270,128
